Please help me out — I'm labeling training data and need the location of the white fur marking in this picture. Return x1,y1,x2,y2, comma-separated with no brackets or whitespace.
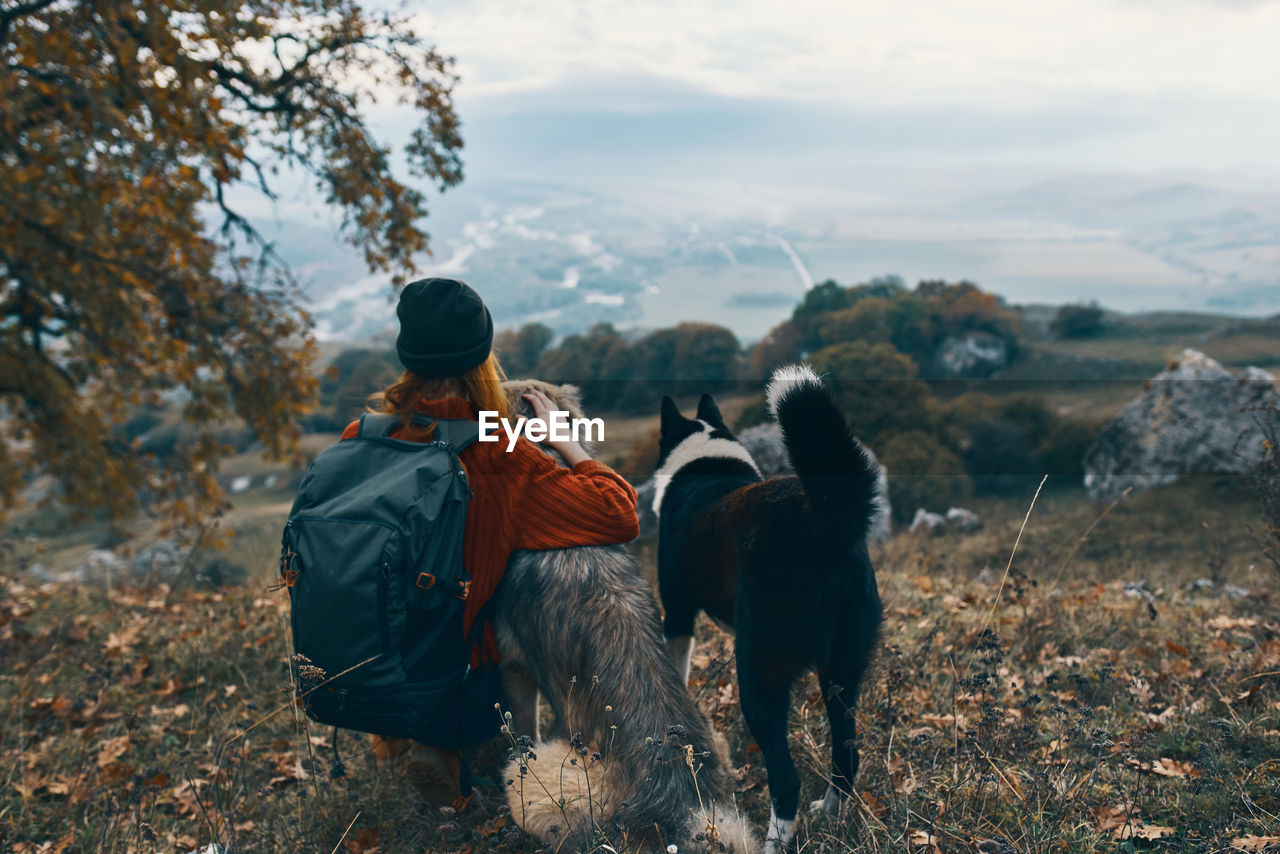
652,423,761,517
765,363,821,420
764,805,796,854
808,783,842,816
667,634,694,685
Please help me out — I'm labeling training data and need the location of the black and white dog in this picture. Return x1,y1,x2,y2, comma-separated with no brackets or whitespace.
654,365,884,853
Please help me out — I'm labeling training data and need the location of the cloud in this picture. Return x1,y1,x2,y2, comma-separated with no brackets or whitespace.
409,0,1280,111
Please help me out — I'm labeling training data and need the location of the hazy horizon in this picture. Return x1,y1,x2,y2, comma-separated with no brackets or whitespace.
230,0,1280,341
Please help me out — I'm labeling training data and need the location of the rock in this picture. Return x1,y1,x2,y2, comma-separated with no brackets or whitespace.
131,539,192,580
935,332,1010,378
945,506,983,533
75,549,124,581
909,506,982,536
636,423,893,545
909,508,946,535
635,478,658,542
1123,579,1156,604
1084,349,1278,500
737,424,795,476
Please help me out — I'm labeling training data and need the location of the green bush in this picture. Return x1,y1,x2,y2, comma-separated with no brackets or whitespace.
810,341,933,448
877,429,971,523
1050,302,1105,339
1038,418,1098,480
962,419,1040,494
494,322,555,377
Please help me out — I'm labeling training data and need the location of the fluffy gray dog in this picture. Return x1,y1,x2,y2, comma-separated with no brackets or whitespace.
492,379,758,854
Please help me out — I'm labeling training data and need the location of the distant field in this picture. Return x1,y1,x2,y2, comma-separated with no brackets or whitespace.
1024,312,1280,374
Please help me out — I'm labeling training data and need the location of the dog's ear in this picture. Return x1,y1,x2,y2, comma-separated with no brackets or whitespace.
696,393,724,427
660,395,683,433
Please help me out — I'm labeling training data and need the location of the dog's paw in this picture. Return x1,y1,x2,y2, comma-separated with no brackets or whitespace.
808,784,843,817
763,807,796,854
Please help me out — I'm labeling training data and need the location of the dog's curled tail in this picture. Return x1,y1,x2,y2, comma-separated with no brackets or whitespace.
766,363,881,548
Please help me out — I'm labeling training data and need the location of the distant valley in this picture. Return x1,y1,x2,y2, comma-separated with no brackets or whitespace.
261,172,1280,345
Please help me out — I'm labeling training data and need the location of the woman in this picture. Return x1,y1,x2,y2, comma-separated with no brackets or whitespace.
343,277,639,810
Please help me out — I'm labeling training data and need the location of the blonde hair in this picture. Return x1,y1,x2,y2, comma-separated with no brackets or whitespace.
368,353,510,440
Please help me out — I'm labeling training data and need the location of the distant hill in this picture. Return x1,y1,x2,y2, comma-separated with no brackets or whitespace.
257,173,1280,346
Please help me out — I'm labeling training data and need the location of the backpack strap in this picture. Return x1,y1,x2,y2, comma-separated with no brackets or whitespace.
357,412,480,454
356,412,402,438
432,418,481,454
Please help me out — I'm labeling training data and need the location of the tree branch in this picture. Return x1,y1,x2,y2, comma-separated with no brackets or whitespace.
0,0,59,47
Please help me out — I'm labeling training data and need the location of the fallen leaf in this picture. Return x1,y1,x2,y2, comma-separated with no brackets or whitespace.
102,623,141,656
909,830,940,852
1151,758,1200,779
170,780,208,817
96,735,129,769
1114,821,1175,841
859,790,888,819
1230,835,1280,851
343,826,382,853
1208,615,1258,632
1093,804,1130,832
888,755,917,795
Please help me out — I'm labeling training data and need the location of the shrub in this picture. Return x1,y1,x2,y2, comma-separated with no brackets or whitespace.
877,430,971,523
962,419,1040,494
810,341,933,448
746,320,803,380
1038,418,1099,481
814,292,935,365
1050,302,1105,339
494,323,554,378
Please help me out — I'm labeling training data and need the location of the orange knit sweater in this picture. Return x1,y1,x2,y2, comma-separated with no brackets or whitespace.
341,398,639,665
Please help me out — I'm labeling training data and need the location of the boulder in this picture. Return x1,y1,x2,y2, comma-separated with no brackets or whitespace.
131,539,192,580
1084,349,1277,500
945,506,983,533
636,423,893,545
737,423,794,476
72,549,124,581
635,477,658,542
909,508,946,536
909,506,982,535
935,332,1010,378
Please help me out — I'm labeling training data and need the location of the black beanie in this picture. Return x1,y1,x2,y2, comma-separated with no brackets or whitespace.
395,277,494,378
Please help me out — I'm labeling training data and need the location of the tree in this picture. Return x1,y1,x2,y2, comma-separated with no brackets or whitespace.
808,341,932,447
494,323,555,378
0,1,463,526
1050,302,1105,339
814,291,934,364
877,430,970,524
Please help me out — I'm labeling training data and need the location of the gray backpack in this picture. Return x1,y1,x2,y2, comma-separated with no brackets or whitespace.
279,412,501,748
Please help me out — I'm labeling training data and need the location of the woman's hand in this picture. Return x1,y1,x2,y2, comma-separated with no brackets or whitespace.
522,389,591,466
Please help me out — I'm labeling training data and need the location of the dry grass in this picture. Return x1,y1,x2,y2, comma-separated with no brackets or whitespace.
2,477,1278,853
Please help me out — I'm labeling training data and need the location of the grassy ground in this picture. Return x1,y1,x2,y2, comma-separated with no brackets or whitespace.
2,475,1278,853
1019,311,1280,375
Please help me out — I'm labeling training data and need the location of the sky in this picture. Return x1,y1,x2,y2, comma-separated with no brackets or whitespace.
398,0,1280,177
245,0,1280,331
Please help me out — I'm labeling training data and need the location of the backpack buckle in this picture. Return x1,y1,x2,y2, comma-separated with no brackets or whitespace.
454,579,471,600
415,572,436,591
280,549,299,588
